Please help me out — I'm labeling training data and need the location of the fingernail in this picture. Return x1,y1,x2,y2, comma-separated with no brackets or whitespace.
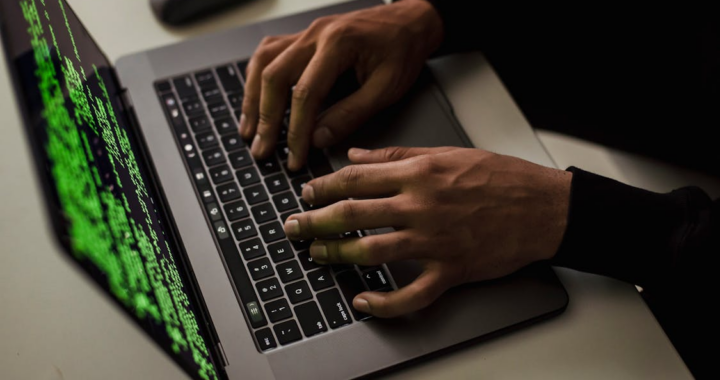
238,114,246,135
354,298,371,313
349,147,370,156
302,185,315,206
284,219,300,238
251,134,262,156
310,242,327,261
313,127,334,148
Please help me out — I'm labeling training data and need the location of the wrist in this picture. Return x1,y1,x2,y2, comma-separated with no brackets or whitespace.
391,0,444,56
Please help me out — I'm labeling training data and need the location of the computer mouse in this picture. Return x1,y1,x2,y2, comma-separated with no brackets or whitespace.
150,0,253,26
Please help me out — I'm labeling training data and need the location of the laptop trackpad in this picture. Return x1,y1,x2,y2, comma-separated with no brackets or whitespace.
326,68,471,169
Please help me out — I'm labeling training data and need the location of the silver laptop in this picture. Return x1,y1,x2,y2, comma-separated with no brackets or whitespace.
0,0,568,379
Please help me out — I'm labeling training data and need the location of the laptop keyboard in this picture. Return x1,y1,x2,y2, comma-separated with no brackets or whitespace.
155,61,395,352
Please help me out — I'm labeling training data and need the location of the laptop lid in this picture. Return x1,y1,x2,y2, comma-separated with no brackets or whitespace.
0,1,224,379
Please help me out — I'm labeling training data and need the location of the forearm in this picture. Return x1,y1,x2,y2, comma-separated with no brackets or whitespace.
551,167,719,292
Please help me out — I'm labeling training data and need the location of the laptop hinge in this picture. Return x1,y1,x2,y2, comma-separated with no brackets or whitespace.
216,341,229,368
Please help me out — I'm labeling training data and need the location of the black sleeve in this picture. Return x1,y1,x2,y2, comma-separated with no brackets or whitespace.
552,167,719,292
423,0,480,54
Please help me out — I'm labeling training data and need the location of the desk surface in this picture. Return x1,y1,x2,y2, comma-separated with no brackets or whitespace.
0,1,698,379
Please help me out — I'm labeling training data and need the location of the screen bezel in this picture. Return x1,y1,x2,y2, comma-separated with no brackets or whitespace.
0,4,227,379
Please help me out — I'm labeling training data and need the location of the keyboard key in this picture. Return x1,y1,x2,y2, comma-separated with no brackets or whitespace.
213,221,230,240
291,176,311,197
278,127,288,142
265,298,292,323
273,320,302,345
196,131,219,150
244,185,268,205
189,115,211,132
236,60,249,81
222,135,245,152
255,277,283,301
231,219,257,241
317,289,352,329
285,165,309,179
285,280,312,304
214,117,237,135
254,328,276,351
268,241,294,263
298,251,320,271
331,264,354,273
194,70,217,89
228,150,253,169
248,258,274,281
277,260,302,284
182,98,204,117
260,222,286,244
251,203,277,224
280,210,298,223
257,157,281,176
246,301,267,328
202,148,225,167
161,93,184,128
202,87,223,101
208,101,230,119
239,238,265,260
216,182,241,202
206,202,222,222
155,80,171,93
227,92,243,109
198,184,216,203
273,192,298,212
308,149,333,178
276,142,290,161
192,168,209,186
209,165,233,184
173,76,197,99
294,301,327,337
336,271,370,320
291,239,312,252
216,64,242,92
299,199,314,212
362,267,392,291
224,200,249,221
236,167,260,187
308,268,334,291
264,174,289,194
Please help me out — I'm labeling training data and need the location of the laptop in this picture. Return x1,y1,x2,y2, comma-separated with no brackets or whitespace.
0,0,568,379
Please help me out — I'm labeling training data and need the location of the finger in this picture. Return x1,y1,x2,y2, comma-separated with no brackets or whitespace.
240,35,296,141
251,44,315,159
287,45,354,171
312,68,398,149
283,197,405,240
302,162,410,206
348,146,458,164
353,269,448,318
307,231,424,266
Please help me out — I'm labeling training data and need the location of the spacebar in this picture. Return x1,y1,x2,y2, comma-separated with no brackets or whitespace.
216,234,267,328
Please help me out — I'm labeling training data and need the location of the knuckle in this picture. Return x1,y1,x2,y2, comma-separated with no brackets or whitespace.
285,127,305,147
413,156,438,178
259,35,279,46
257,110,278,127
384,147,406,162
261,67,279,87
291,83,312,106
337,200,358,225
357,237,382,265
339,165,361,193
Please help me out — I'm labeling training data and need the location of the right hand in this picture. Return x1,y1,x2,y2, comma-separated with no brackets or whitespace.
240,0,444,170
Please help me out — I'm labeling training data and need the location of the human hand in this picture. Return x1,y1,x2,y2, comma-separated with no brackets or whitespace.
283,147,572,317
240,0,443,170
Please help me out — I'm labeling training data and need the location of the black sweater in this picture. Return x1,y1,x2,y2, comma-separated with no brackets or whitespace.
422,1,719,377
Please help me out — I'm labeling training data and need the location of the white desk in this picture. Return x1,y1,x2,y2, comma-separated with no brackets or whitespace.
0,1,704,379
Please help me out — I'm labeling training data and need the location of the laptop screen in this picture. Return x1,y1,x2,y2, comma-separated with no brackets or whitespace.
0,1,221,379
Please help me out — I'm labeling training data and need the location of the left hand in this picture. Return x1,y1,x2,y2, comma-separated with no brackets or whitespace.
283,146,572,318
